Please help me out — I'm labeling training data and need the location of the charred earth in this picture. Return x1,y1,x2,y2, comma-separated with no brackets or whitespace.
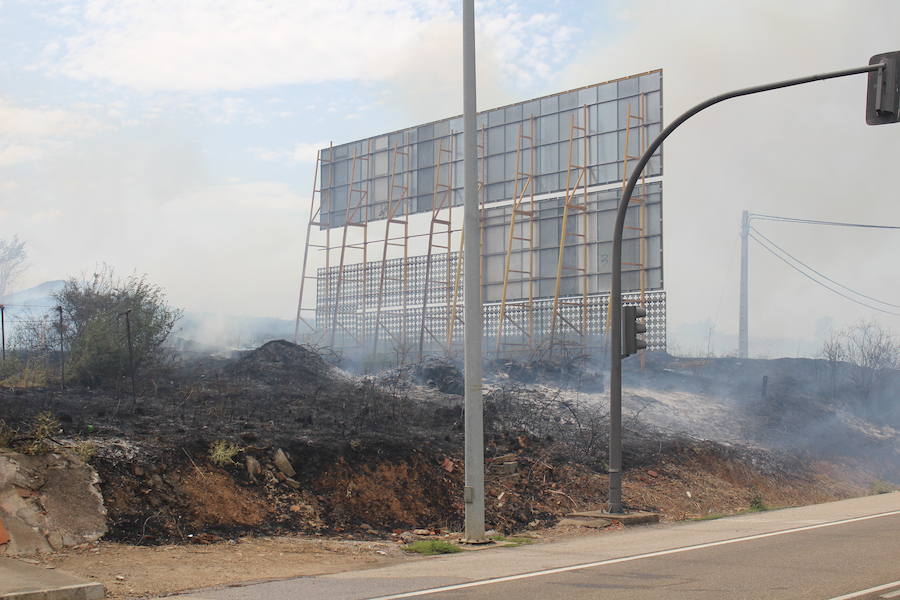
0,340,897,548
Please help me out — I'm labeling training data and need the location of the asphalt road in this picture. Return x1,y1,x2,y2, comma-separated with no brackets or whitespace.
387,513,900,599
174,493,900,600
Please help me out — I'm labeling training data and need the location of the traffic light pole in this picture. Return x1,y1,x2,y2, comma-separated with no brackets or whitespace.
608,61,885,514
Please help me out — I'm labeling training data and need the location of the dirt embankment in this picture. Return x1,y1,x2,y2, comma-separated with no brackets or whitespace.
0,341,890,550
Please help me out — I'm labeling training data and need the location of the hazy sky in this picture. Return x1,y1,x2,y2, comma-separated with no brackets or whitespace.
1,0,898,356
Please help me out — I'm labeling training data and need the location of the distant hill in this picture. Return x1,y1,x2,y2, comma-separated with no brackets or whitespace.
1,280,65,307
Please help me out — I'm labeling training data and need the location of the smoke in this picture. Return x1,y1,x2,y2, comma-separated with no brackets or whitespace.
559,0,900,352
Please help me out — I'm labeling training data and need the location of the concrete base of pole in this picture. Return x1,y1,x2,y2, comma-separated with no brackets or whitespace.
460,538,492,545
608,471,622,513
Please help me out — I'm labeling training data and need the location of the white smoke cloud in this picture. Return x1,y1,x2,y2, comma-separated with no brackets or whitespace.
561,0,900,353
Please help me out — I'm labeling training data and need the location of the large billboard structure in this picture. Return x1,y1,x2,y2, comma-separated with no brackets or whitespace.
294,70,665,361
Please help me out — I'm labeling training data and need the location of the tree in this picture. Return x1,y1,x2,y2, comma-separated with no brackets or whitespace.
56,266,182,386
0,236,27,298
821,320,898,406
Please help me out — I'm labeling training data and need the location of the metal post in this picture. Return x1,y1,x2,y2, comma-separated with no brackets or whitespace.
56,306,64,388
1,304,5,361
608,62,883,514
462,0,485,543
739,210,750,358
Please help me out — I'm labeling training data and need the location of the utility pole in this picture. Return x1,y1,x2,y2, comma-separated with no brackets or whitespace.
739,210,750,358
608,58,891,515
462,0,485,543
1,304,5,361
56,305,64,388
120,309,137,409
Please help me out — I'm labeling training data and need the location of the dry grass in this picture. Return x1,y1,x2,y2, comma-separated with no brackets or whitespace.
208,440,241,466
21,411,60,455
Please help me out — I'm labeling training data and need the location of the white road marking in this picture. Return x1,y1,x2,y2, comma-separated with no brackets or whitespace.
367,510,900,600
881,588,900,599
823,579,900,600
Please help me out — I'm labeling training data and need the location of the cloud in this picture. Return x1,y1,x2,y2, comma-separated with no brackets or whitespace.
0,98,100,137
48,0,579,98
250,141,329,164
289,141,329,164
0,144,42,166
0,98,103,165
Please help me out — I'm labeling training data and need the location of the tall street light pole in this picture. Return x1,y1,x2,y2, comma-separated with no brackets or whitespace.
608,58,893,514
462,0,485,542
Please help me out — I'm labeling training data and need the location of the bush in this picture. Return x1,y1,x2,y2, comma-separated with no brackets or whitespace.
0,356,23,380
21,412,60,455
57,266,181,386
0,420,16,448
208,440,242,466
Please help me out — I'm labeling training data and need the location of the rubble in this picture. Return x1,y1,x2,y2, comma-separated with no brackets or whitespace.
0,450,107,555
0,341,894,548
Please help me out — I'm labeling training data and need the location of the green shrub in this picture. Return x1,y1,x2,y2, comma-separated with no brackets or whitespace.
403,540,462,555
208,440,242,466
57,266,181,387
748,494,767,511
490,534,536,547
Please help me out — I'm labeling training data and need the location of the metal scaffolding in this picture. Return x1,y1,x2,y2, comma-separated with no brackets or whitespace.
293,73,666,364
548,105,591,353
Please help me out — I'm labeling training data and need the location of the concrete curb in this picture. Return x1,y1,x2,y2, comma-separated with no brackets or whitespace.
0,558,105,600
1,581,105,600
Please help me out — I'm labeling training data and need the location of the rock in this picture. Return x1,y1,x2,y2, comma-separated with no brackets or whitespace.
399,532,417,543
413,529,430,536
440,457,455,473
647,470,659,478
131,465,145,477
273,449,296,477
245,456,261,479
0,518,10,545
289,505,303,513
499,461,518,475
283,478,301,490
0,450,107,555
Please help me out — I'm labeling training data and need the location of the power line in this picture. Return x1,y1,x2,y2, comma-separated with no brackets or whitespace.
749,213,900,230
748,232,900,317
749,226,900,309
0,304,59,309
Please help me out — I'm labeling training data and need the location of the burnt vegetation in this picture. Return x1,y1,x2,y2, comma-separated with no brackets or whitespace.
1,322,898,545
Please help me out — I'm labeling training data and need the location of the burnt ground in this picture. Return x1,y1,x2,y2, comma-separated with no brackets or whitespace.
0,340,897,546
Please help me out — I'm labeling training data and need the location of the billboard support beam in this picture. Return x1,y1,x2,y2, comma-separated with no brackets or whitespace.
608,60,886,514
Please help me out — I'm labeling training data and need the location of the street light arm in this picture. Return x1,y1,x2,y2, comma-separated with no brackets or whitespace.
607,61,884,514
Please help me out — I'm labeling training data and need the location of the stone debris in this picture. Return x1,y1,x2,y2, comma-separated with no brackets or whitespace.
273,449,296,477
0,450,107,556
245,455,262,480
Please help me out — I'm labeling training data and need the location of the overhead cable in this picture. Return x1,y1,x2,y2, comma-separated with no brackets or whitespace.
748,232,900,317
749,213,900,230
750,226,900,309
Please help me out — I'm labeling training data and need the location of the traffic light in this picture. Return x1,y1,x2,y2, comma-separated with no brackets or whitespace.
622,305,647,358
866,51,900,125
